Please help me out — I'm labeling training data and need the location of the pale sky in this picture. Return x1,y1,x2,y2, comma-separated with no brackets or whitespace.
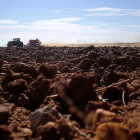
0,0,140,46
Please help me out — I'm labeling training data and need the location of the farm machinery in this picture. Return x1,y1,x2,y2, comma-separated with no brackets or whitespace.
7,38,42,47
27,38,41,47
7,38,23,47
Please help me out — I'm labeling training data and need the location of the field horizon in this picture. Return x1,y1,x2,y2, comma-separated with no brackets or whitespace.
42,42,140,47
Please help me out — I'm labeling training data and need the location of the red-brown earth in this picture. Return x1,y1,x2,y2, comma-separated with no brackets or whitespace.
0,45,140,140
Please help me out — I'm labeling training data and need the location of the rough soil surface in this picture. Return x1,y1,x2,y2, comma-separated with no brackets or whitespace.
0,46,140,140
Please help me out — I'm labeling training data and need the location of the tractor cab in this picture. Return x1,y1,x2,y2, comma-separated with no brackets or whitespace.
13,38,20,42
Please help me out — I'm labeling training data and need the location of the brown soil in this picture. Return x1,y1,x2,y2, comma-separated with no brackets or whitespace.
0,45,140,140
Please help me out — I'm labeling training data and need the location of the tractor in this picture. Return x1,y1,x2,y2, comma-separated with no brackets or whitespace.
7,38,23,47
27,38,41,47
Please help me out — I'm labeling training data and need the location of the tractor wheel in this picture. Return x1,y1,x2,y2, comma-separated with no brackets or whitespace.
7,42,13,47
17,42,23,47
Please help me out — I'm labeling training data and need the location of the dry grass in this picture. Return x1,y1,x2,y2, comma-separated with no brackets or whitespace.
42,42,140,47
